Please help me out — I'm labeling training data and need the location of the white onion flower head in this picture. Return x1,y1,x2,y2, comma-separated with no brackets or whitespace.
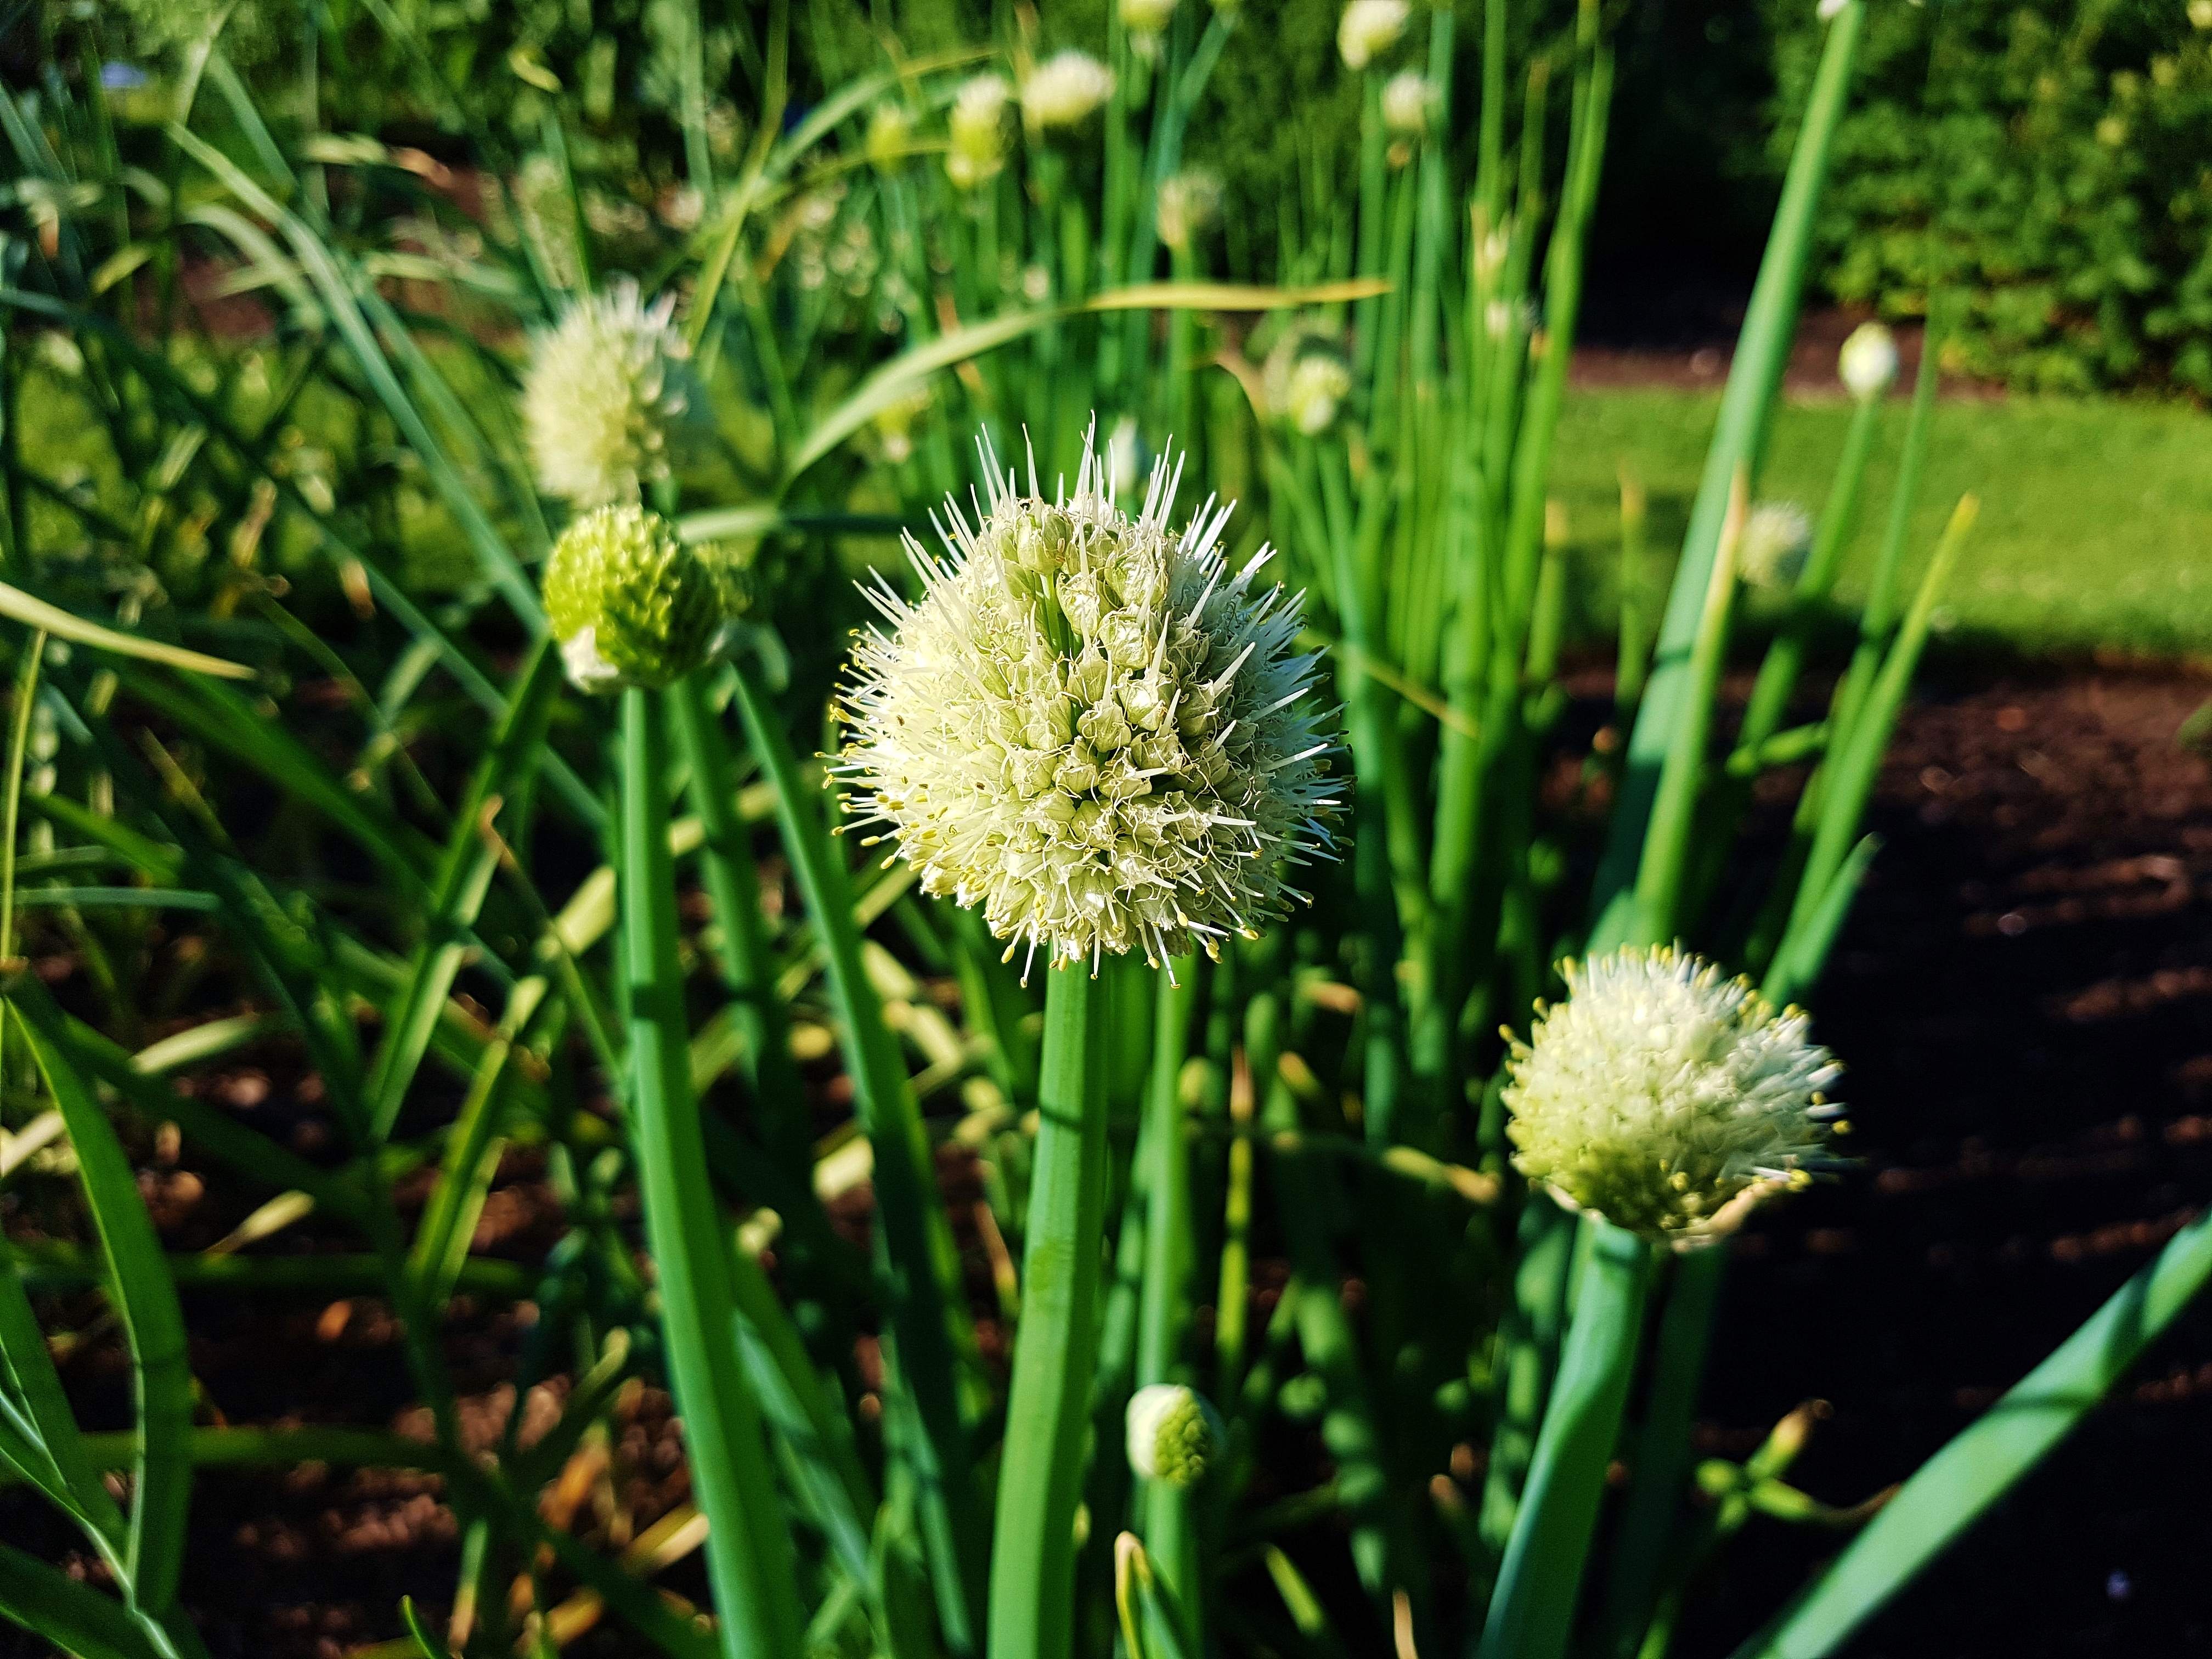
1023,50,1116,132
947,75,1012,190
1157,168,1224,252
1382,71,1433,135
1504,948,1844,1245
522,280,700,510
836,427,1340,975
1737,501,1814,591
867,103,913,172
1126,1384,1224,1487
1285,354,1353,435
1838,321,1900,402
1339,0,1410,70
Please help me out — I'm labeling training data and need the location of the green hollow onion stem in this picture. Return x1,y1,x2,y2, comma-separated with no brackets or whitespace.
989,960,1113,1659
619,687,804,1659
1475,1214,1652,1659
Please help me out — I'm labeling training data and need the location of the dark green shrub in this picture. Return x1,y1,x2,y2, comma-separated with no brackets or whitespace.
1773,0,2212,394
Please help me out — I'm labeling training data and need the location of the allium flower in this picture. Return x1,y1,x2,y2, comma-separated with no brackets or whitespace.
1504,948,1844,1245
1121,0,1180,46
1262,330,1355,436
541,505,724,693
1838,321,1899,403
1023,50,1116,133
836,428,1339,974
1381,71,1433,135
947,75,1012,190
866,103,913,172
1156,168,1223,252
1338,0,1410,70
1126,1384,1224,1487
522,281,699,510
1737,501,1814,591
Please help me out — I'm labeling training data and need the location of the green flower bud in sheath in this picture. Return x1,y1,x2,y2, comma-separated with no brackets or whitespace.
1126,1384,1224,1488
836,425,1340,977
1504,948,1846,1246
541,505,723,693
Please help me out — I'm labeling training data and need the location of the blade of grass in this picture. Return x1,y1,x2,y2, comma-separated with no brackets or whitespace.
0,1545,168,1659
731,664,986,1653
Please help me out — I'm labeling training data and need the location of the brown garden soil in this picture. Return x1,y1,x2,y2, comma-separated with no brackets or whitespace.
8,662,2212,1659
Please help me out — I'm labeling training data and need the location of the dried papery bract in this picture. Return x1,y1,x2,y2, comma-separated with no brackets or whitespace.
522,280,699,509
835,428,1340,978
1504,947,1845,1245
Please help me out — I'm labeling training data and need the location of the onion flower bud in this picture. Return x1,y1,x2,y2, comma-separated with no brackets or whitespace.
1156,169,1223,252
522,280,699,510
1504,948,1845,1245
1338,0,1409,70
1023,50,1116,133
1737,501,1813,591
866,104,913,173
836,427,1340,974
542,505,723,693
1121,0,1180,52
1838,321,1900,403
1382,71,1433,136
1126,1384,1224,1488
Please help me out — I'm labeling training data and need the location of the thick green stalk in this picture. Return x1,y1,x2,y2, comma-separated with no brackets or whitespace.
1734,1202,2212,1659
989,960,1113,1659
1588,0,1865,946
1476,1195,1576,1555
1593,1244,1727,1659
618,688,804,1659
1474,1215,1651,1659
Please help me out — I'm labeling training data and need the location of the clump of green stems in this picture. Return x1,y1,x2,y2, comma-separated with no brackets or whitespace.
0,5,2205,1659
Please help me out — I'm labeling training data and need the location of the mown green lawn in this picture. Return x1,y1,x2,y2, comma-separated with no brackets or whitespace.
1550,387,2212,658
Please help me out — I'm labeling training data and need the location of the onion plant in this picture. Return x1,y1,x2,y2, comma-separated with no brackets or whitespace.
2,4,2205,1659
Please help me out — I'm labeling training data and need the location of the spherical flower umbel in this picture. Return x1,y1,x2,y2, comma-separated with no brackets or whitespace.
1023,50,1116,133
1737,500,1814,591
1121,0,1180,44
1339,0,1410,70
947,75,1012,190
1156,168,1223,252
1126,1384,1224,1488
522,280,699,510
1382,71,1433,135
866,103,913,172
1503,948,1844,1245
541,505,723,693
836,428,1340,974
1838,321,1900,403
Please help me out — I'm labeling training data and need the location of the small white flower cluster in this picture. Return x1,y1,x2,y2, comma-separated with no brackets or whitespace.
1339,0,1410,70
1156,168,1224,252
1263,328,1355,436
522,280,699,510
1504,948,1844,1244
948,75,1013,190
1382,71,1434,136
1024,50,1116,133
1737,501,1814,591
1122,0,1180,46
837,428,1340,975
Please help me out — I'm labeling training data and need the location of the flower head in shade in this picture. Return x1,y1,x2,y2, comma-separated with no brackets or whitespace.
1339,0,1410,70
1838,321,1900,403
1503,948,1844,1245
836,426,1340,975
541,505,724,693
1737,501,1814,591
522,281,699,510
1263,328,1355,435
1382,71,1433,135
1156,168,1223,252
947,75,1012,190
1023,50,1116,133
1126,1384,1224,1487
1121,0,1180,52
866,103,913,172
